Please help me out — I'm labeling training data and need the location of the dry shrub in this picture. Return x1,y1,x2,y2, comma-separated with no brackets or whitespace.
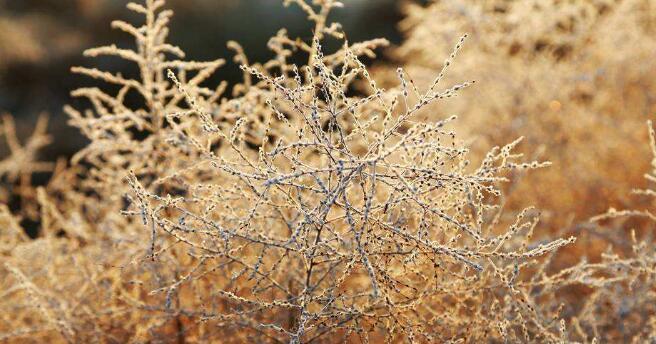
0,0,654,343
381,0,656,232
372,0,656,342
577,120,656,342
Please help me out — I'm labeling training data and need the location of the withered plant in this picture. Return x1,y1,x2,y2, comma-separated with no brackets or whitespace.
1,0,654,343
383,0,656,232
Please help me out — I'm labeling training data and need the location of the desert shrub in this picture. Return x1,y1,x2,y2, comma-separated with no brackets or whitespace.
368,1,656,341
381,0,656,233
0,0,654,343
573,120,656,342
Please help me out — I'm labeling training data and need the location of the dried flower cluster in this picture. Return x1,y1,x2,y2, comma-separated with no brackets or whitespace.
1,0,655,343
